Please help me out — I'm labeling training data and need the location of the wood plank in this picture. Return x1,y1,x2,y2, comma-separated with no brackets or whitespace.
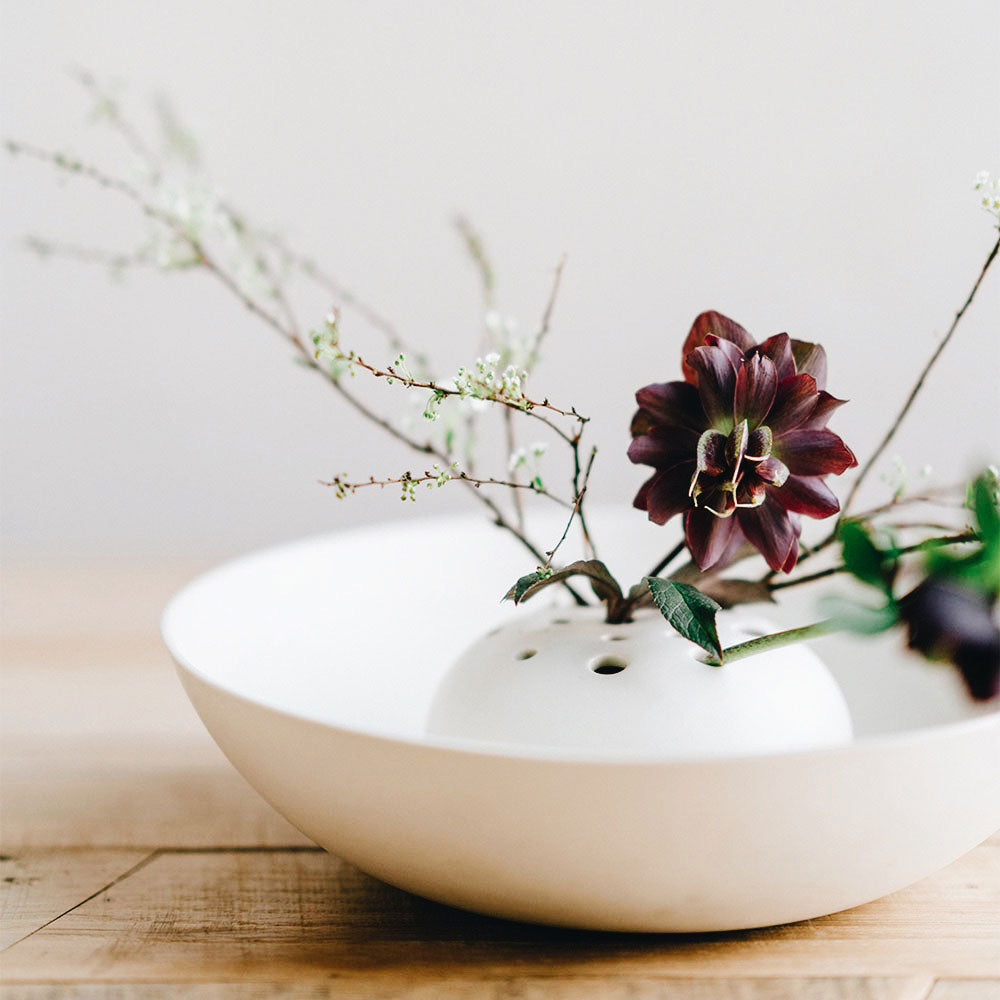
1,597,312,850
926,981,1000,999
0,748,313,850
0,976,938,998
2,845,997,982
0,849,150,950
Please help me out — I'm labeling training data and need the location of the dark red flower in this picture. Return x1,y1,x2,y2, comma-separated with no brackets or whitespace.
630,311,857,573
900,579,1000,701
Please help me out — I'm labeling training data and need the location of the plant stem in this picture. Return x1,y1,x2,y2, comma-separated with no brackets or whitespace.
544,446,598,569
767,530,977,593
711,619,836,665
7,139,592,595
647,539,687,579
840,235,1000,517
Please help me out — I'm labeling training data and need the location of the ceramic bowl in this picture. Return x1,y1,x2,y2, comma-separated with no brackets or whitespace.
162,510,1000,932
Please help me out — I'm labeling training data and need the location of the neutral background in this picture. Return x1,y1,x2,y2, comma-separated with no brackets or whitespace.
2,0,998,564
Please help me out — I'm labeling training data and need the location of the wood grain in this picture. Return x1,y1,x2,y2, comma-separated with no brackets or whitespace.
0,850,151,950
1,563,311,851
2,843,998,982
1,562,998,996
0,977,944,999
926,981,1000,999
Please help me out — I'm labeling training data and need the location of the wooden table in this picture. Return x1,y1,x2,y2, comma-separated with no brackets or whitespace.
2,562,998,998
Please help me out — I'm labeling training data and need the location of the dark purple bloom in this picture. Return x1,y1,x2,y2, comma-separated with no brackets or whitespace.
900,579,1000,701
630,311,857,573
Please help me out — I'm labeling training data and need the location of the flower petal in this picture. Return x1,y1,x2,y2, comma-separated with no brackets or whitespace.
746,425,773,460
645,463,697,525
726,419,749,471
767,374,819,434
734,353,778,428
773,428,858,476
686,345,737,429
685,506,741,570
627,426,700,467
801,390,848,430
735,477,767,507
695,428,727,475
755,456,789,486
705,334,746,370
782,538,800,573
737,496,798,573
754,333,796,382
681,311,755,384
633,474,655,511
771,474,840,518
630,408,656,437
633,380,705,432
790,339,828,390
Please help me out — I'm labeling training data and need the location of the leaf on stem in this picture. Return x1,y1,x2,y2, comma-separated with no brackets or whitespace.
644,577,724,662
817,595,899,635
503,559,623,606
840,520,894,593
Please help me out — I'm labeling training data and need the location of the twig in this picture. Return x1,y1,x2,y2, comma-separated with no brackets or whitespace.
840,235,1000,516
72,68,160,174
322,469,572,507
528,255,566,367
503,409,526,531
8,139,580,578
763,484,966,581
544,446,598,569
455,215,495,309
507,255,567,531
23,235,153,272
265,235,423,365
647,539,687,579
767,530,978,592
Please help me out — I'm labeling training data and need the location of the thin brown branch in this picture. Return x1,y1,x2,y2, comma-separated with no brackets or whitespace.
841,235,1000,516
529,255,566,366
454,215,495,309
322,468,572,507
783,484,966,577
503,409,526,530
72,68,160,173
768,530,978,593
9,138,595,592
336,349,587,426
647,539,687,579
23,235,153,271
264,235,422,364
545,446,598,570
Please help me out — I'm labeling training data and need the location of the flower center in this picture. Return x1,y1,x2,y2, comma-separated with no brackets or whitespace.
690,421,776,518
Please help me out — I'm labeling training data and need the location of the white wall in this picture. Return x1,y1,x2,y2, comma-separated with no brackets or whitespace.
2,0,997,562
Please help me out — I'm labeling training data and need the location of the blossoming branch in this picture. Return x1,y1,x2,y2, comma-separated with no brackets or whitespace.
7,74,999,697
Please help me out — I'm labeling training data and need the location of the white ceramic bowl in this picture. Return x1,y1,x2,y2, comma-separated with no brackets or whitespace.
162,511,1000,932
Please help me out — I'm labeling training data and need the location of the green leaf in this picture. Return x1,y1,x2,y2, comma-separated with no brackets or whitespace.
817,595,900,635
839,520,892,592
506,572,545,604
503,560,624,606
972,472,1000,551
644,577,723,662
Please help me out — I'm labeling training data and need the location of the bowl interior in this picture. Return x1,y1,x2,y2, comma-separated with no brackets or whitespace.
162,509,994,750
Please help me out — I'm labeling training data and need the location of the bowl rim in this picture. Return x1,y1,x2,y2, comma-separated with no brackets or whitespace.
162,516,1000,769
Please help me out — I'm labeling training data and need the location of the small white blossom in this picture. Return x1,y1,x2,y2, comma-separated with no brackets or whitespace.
508,441,546,488
311,313,350,381
974,168,1000,223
